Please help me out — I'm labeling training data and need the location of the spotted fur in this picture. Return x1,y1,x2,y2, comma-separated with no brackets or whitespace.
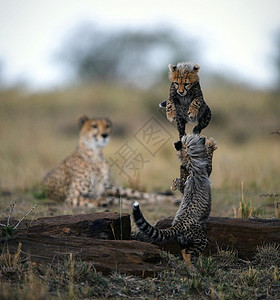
105,185,147,200
159,98,177,123
171,137,217,193
43,115,112,207
133,134,211,259
165,98,177,123
159,62,212,138
43,116,169,207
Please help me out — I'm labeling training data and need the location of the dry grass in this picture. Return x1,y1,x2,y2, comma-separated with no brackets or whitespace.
0,82,279,219
0,244,280,299
0,81,279,299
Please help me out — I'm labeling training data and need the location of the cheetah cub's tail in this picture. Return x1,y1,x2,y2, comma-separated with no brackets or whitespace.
133,202,178,242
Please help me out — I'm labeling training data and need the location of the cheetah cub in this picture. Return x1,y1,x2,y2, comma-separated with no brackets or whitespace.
43,115,112,207
159,62,212,138
133,134,211,269
171,137,217,194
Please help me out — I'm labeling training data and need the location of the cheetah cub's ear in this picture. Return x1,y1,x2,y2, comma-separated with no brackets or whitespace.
168,64,177,72
174,140,183,151
193,64,200,72
78,115,89,129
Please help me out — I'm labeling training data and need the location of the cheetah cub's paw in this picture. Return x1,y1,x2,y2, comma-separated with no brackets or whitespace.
171,178,181,191
205,137,218,152
187,107,198,120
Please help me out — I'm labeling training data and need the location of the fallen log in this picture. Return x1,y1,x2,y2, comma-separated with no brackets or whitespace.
154,217,280,259
2,212,279,275
4,212,131,240
1,233,167,276
1,213,168,276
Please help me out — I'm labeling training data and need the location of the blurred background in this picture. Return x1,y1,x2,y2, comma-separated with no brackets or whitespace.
0,0,279,217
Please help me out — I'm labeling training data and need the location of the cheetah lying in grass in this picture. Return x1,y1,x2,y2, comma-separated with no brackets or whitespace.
44,115,112,207
43,115,178,207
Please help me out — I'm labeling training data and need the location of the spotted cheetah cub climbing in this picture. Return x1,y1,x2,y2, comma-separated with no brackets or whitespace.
133,134,211,269
43,115,112,207
160,62,212,138
171,137,217,194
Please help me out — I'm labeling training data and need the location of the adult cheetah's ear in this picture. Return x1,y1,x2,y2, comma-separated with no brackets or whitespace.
193,64,200,72
168,64,177,72
78,115,89,129
174,140,182,151
106,118,112,128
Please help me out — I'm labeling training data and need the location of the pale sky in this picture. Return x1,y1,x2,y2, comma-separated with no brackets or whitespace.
0,0,280,89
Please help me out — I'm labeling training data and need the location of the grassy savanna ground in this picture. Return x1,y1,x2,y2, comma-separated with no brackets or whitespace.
0,82,279,298
1,244,280,299
0,82,279,218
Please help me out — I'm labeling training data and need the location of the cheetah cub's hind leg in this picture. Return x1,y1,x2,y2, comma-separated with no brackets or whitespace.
181,249,196,272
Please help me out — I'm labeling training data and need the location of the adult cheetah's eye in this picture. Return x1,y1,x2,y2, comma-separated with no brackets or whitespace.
92,124,98,129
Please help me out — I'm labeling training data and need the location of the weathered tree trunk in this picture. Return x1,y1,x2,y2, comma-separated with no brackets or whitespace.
2,233,166,276
1,213,168,276
155,217,280,259
5,212,131,240
2,213,280,277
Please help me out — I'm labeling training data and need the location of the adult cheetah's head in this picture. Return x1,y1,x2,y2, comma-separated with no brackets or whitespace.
78,115,112,150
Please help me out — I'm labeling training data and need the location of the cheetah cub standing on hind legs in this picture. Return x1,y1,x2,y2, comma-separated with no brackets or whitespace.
160,62,212,138
133,134,211,269
44,115,112,207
